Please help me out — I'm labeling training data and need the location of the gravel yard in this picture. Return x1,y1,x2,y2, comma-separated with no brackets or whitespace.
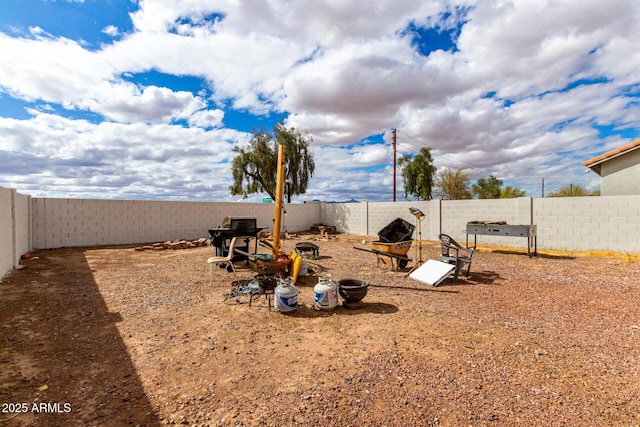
1,233,639,426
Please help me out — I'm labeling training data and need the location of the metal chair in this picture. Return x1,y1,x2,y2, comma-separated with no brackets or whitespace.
438,234,474,283
208,237,238,284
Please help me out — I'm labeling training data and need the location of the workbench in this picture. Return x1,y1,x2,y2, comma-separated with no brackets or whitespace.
466,222,537,257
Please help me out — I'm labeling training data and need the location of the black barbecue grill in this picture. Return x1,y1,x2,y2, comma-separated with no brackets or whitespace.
209,216,264,261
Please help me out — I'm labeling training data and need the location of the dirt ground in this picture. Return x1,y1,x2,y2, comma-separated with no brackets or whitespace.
1,233,640,426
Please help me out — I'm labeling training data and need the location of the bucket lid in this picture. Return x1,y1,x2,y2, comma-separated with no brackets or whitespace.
255,253,274,262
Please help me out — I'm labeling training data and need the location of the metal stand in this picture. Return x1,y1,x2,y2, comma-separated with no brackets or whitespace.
465,222,538,257
407,207,425,275
249,289,273,311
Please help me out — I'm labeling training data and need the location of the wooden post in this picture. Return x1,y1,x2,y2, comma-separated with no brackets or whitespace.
272,144,286,259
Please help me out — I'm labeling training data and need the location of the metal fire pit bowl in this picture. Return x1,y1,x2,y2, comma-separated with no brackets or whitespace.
337,278,369,309
250,275,280,310
255,274,278,294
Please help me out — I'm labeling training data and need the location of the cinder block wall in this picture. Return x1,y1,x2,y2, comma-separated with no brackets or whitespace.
322,200,437,241
13,190,31,261
535,195,640,252
282,202,322,235
322,196,640,253
23,194,640,252
322,202,371,235
3,187,640,280
440,198,522,246
329,198,535,248
366,201,417,238
31,197,323,249
0,187,31,279
0,187,14,277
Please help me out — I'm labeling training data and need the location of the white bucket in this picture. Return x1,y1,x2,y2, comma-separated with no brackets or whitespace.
298,257,309,276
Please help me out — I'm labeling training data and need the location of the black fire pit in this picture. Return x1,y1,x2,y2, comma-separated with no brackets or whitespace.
250,275,279,310
255,274,277,294
337,278,369,309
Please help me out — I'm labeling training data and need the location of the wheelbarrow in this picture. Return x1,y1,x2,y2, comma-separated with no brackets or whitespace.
353,218,415,271
353,240,413,271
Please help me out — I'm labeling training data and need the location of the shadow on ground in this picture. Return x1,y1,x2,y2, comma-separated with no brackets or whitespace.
492,249,575,260
286,302,400,318
0,249,160,427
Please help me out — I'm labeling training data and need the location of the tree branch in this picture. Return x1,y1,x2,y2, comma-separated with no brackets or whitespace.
243,168,276,201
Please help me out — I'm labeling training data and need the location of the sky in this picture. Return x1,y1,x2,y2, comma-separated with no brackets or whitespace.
0,0,638,202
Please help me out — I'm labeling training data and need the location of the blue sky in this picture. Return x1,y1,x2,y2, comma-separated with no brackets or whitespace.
0,0,638,202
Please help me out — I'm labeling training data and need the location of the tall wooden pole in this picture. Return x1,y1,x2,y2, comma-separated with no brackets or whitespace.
393,128,397,202
272,144,286,259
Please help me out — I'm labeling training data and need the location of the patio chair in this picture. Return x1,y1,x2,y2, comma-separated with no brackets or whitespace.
208,237,238,284
438,234,474,283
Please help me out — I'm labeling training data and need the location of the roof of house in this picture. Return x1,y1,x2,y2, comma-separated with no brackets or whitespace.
582,139,640,176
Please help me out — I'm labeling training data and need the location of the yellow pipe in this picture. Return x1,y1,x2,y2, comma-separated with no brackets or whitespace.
272,144,286,259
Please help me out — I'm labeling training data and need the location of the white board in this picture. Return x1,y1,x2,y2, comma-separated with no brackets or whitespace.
409,259,455,286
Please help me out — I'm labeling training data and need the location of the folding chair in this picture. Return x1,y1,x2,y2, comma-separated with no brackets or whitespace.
439,234,474,283
207,237,238,284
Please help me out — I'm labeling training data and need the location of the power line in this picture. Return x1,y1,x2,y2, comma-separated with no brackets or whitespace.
395,130,428,147
394,130,486,171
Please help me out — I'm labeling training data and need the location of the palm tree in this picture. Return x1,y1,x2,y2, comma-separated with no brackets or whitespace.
500,185,526,198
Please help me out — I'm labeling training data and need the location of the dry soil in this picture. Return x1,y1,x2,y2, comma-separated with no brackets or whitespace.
1,233,639,426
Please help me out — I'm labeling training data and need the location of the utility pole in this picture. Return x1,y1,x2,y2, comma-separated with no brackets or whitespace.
541,178,545,198
393,128,397,202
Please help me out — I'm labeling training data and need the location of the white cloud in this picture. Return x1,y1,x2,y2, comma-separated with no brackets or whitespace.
0,32,113,103
187,108,224,128
0,111,250,200
456,0,639,98
1,0,639,201
0,31,210,124
102,25,120,37
83,85,207,124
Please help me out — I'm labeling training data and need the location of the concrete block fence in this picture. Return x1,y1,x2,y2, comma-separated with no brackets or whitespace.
2,184,639,279
534,195,640,253
1,187,31,277
323,196,640,253
29,198,322,249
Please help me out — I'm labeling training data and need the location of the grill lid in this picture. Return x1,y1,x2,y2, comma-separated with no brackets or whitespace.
221,216,257,231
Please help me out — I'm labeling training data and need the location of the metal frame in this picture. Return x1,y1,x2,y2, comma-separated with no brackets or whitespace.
466,223,537,256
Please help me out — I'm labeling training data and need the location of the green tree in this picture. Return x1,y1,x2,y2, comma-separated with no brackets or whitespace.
230,123,315,202
547,184,598,197
435,168,472,200
471,175,503,199
398,147,437,200
500,185,527,198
